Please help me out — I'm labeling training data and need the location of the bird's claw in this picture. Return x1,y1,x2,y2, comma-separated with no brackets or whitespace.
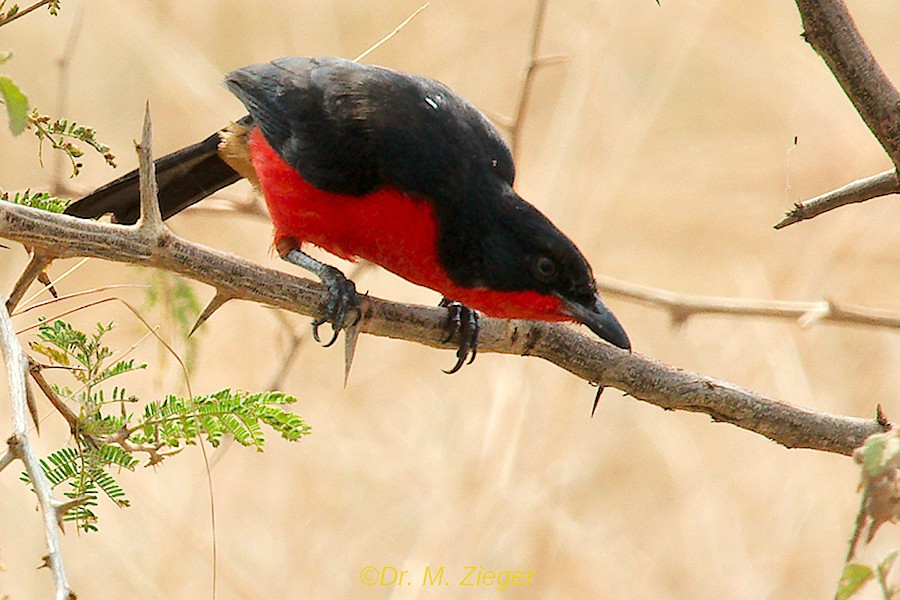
440,299,479,374
312,266,362,347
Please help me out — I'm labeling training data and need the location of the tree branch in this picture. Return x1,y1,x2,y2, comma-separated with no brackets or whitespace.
596,275,900,330
795,0,900,166
778,0,900,227
775,169,899,228
1,294,75,600
0,200,887,456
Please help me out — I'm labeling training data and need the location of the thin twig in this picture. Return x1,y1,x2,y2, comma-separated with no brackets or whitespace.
511,0,549,158
183,192,269,221
18,257,89,310
596,275,900,330
6,250,54,313
14,283,150,316
353,2,430,63
28,359,79,435
494,0,568,158
0,0,56,28
774,169,900,228
101,428,180,466
0,295,75,600
778,0,900,226
0,200,887,456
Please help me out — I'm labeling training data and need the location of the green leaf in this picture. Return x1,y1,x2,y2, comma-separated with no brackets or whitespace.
96,444,139,471
89,467,130,506
835,563,874,600
0,75,27,134
130,389,309,450
0,50,12,65
94,359,147,386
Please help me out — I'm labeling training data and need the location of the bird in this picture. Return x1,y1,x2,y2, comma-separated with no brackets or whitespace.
64,56,630,372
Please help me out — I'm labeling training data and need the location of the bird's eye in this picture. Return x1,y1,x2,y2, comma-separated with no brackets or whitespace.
533,256,557,281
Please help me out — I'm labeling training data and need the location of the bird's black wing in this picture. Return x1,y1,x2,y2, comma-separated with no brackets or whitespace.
64,116,252,224
225,56,515,202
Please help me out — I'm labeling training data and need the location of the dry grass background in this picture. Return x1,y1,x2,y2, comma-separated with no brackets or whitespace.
1,0,899,598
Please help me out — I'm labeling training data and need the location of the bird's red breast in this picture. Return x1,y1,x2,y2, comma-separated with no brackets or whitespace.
248,127,567,322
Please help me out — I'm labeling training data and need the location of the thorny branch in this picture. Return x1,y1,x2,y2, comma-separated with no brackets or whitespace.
778,0,900,227
1,295,75,600
0,157,887,458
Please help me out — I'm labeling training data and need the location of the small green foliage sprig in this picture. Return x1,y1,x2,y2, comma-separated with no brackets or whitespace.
1,189,70,212
130,390,310,450
25,319,310,532
28,109,117,175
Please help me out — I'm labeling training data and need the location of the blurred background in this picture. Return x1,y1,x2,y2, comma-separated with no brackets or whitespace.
1,0,898,598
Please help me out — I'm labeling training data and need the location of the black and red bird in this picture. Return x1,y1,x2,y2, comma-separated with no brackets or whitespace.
65,56,630,368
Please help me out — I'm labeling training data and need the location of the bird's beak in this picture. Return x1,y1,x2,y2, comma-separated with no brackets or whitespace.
560,293,631,351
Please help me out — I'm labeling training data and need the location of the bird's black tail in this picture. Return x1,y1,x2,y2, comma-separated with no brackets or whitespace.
64,117,252,224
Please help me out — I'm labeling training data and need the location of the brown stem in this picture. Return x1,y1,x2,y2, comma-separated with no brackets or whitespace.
795,0,900,166
774,169,900,229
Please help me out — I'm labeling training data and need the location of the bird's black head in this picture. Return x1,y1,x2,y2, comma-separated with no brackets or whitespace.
444,186,631,351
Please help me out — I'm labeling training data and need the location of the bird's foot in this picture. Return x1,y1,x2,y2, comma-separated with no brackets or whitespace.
281,248,362,347
311,264,362,347
440,299,479,374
